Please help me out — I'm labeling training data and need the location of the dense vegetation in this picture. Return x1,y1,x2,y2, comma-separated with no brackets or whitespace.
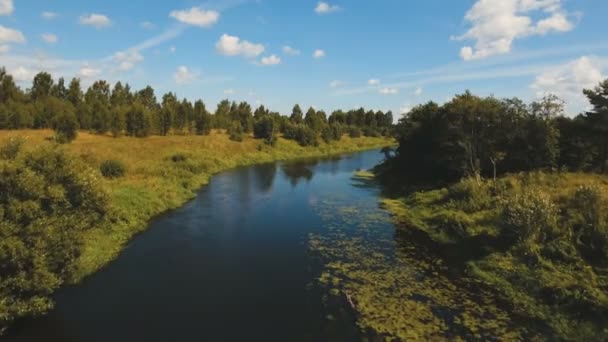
0,66,395,333
0,68,393,146
367,80,608,339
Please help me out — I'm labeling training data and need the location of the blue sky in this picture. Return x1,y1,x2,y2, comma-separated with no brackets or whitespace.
0,0,607,117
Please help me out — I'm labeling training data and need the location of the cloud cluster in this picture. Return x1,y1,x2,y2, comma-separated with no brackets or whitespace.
368,79,380,86
379,87,399,95
0,0,13,16
41,11,58,20
173,66,199,84
261,55,281,65
282,45,300,56
112,50,144,71
42,33,58,44
455,0,575,60
170,7,219,28
315,2,341,15
216,34,264,58
79,13,112,29
313,49,326,59
531,56,606,113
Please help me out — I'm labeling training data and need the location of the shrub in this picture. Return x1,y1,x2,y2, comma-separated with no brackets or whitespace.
0,145,109,332
502,189,559,243
283,124,318,147
568,185,608,264
100,159,126,179
348,127,362,138
52,112,79,143
0,136,25,160
228,121,243,142
447,177,493,212
170,153,188,163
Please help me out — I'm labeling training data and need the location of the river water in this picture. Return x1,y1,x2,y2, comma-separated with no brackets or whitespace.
6,149,389,342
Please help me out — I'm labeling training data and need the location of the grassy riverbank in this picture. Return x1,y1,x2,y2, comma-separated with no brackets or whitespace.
0,130,393,284
378,172,608,340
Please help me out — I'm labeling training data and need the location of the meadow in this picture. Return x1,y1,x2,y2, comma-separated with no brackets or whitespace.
0,129,393,283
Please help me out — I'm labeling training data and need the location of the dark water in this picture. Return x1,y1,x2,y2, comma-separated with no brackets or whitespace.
6,149,387,342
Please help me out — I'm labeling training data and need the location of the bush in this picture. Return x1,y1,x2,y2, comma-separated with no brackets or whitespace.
228,121,243,142
170,153,188,162
0,136,25,160
0,144,109,332
283,124,318,147
447,177,493,212
348,127,362,138
568,185,608,264
100,159,126,178
254,116,278,146
52,112,79,143
502,189,559,243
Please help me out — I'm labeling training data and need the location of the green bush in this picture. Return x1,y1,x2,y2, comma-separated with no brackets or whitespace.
253,116,277,146
0,136,25,160
0,143,110,333
568,185,608,264
447,177,493,212
348,126,362,138
100,159,126,178
52,112,79,143
228,121,243,142
502,189,559,243
170,153,188,162
283,124,318,147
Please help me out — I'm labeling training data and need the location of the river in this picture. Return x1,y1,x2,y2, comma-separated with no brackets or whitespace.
6,149,391,342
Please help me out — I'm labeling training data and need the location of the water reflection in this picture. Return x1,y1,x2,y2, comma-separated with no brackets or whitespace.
281,161,317,187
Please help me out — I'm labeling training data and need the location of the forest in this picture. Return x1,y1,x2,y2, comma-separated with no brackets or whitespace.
0,68,394,146
371,79,608,339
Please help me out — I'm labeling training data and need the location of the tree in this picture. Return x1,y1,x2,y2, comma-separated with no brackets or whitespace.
160,92,177,135
290,104,303,124
583,79,608,172
30,72,54,100
254,116,277,145
85,80,112,133
52,111,79,143
194,100,211,135
125,102,151,137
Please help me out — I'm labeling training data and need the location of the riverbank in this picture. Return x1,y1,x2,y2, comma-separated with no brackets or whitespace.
0,130,393,284
376,172,608,340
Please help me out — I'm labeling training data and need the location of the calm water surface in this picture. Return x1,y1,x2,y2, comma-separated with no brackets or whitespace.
6,149,388,342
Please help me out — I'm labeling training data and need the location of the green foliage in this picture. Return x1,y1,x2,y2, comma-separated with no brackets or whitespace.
0,137,25,160
284,124,318,146
348,126,362,138
228,121,244,142
125,103,151,138
502,190,559,244
567,185,608,264
52,111,79,143
0,143,110,333
253,116,277,146
99,159,126,179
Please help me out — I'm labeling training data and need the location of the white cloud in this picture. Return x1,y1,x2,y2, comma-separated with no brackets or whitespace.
455,0,576,60
531,56,606,114
329,80,343,88
224,89,235,95
313,49,326,59
0,0,13,16
0,44,10,54
141,21,155,30
79,14,112,29
414,87,423,96
216,34,264,58
261,55,281,65
315,2,341,14
368,79,380,86
399,105,412,115
170,7,219,27
79,66,101,78
173,65,199,84
112,50,144,71
282,45,300,56
0,25,25,44
42,33,58,44
41,11,58,20
169,46,176,53
379,87,399,95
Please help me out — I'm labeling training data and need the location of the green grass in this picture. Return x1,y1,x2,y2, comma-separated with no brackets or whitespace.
0,129,394,283
380,172,608,340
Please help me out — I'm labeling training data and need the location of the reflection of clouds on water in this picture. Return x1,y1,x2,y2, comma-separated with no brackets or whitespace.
308,194,318,206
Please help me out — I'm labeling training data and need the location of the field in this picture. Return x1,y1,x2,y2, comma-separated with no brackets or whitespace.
0,129,393,283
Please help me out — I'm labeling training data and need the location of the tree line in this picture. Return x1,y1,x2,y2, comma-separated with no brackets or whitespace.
0,68,394,145
377,79,608,189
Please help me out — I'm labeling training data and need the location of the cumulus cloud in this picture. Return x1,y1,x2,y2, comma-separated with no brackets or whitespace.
170,7,219,27
531,56,606,114
0,25,25,44
261,55,281,65
414,87,423,96
173,65,199,84
169,46,176,53
399,104,412,115
368,79,380,86
315,2,341,14
282,45,300,56
455,0,575,60
216,34,264,58
42,33,58,44
0,0,13,16
79,66,101,78
41,11,58,20
112,50,144,71
79,14,112,29
313,49,326,59
379,87,399,95
0,44,10,54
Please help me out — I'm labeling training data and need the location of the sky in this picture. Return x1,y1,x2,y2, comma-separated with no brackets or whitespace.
0,0,607,117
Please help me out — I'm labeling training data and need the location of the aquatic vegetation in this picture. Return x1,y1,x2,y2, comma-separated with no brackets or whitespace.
308,191,528,340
